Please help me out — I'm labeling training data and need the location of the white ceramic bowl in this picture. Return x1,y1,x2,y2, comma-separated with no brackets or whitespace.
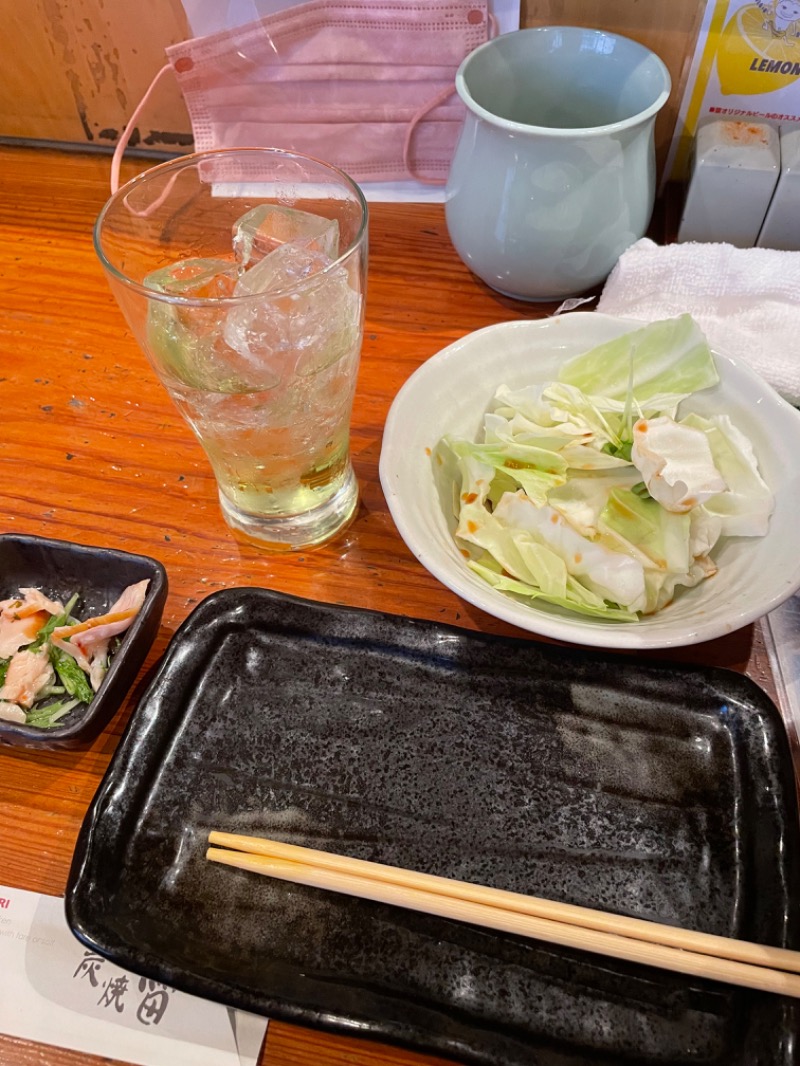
379,314,800,650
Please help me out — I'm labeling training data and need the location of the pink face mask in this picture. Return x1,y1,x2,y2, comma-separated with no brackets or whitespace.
112,0,494,192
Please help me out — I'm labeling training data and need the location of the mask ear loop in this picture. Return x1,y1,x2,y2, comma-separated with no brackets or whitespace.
403,12,499,186
111,63,173,194
110,62,187,219
403,83,459,186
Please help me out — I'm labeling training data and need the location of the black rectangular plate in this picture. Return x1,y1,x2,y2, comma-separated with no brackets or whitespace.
67,588,800,1065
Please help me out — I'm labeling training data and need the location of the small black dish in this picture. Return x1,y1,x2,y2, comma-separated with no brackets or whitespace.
66,588,800,1065
0,533,168,750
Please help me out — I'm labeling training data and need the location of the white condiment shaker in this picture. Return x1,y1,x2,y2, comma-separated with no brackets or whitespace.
758,127,800,250
677,120,780,247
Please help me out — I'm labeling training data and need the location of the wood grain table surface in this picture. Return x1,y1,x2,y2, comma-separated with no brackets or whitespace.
0,145,789,1066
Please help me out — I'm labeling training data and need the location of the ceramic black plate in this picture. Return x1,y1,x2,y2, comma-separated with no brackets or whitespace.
67,589,800,1065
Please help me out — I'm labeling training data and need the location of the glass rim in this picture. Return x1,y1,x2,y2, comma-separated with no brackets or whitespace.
93,147,369,306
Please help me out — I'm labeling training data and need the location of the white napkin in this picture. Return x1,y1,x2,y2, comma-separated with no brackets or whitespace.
596,238,800,407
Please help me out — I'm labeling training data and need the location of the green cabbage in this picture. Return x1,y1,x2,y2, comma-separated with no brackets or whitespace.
438,315,772,621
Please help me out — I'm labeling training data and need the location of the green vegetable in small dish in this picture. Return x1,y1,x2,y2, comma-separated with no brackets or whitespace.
0,581,149,727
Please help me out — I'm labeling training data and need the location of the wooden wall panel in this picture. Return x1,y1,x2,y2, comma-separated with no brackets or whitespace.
1,0,701,168
0,0,191,149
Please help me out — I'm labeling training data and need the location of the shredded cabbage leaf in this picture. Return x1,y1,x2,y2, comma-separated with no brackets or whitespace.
438,315,774,621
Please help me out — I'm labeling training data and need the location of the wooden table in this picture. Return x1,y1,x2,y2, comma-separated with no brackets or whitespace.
0,146,788,1066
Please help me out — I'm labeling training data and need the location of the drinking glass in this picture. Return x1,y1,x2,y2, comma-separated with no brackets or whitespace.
95,148,368,550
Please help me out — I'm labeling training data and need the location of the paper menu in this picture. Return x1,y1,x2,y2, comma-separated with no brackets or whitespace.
0,884,267,1066
666,0,800,181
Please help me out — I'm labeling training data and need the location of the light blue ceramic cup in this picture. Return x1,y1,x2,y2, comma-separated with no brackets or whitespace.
445,27,671,302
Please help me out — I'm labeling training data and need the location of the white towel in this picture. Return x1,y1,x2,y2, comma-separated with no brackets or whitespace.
596,238,800,407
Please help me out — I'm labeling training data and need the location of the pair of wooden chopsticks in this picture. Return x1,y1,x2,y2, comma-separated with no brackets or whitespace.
207,831,800,998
